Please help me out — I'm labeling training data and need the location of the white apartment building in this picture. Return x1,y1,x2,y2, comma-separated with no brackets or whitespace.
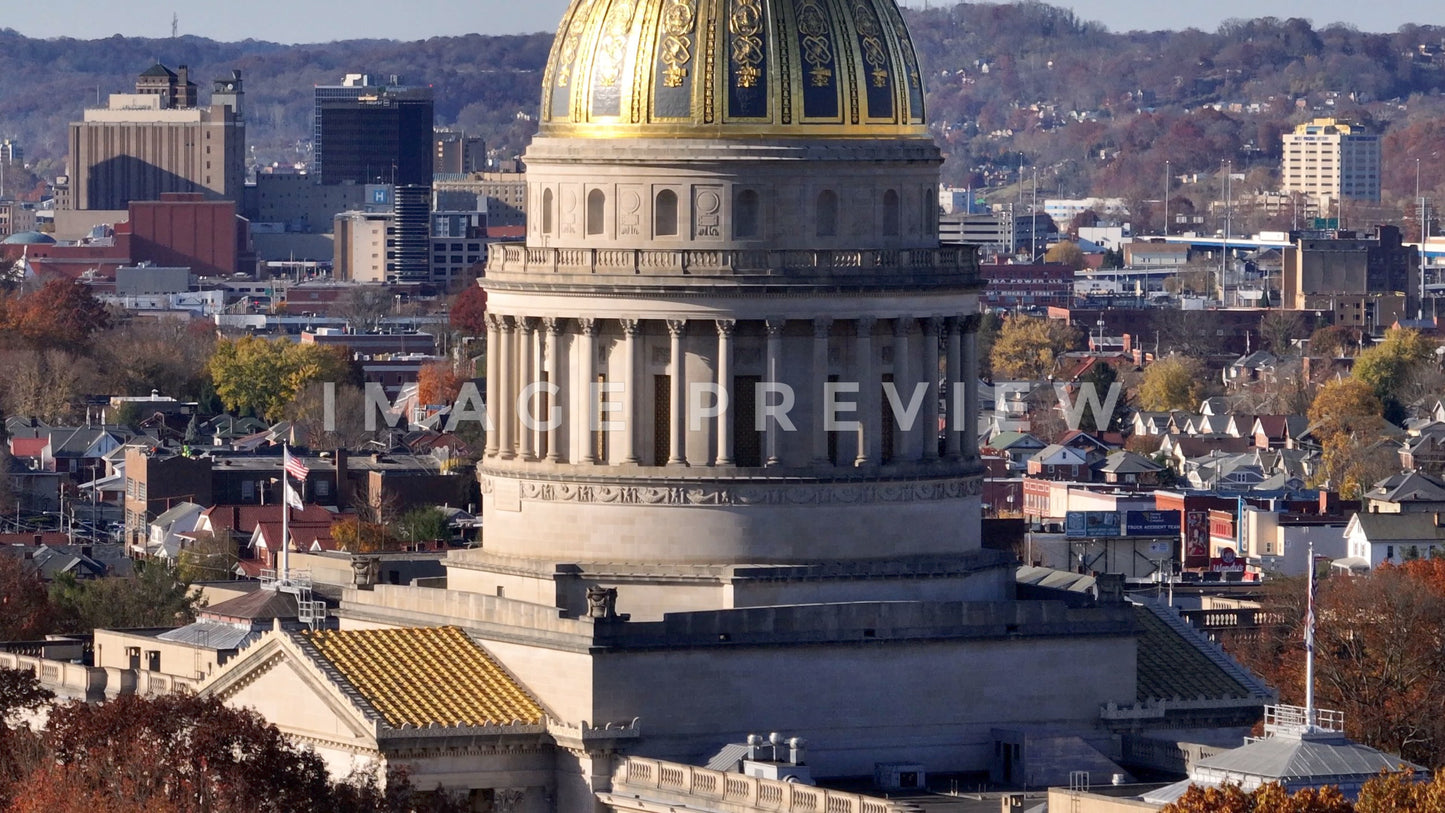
1281,118,1381,212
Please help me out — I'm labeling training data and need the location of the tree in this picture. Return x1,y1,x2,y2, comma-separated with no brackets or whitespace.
1227,566,1445,767
332,515,400,553
449,284,488,338
0,556,54,641
209,336,357,422
337,286,393,333
1351,328,1437,421
1308,378,1383,442
49,564,201,634
989,315,1080,380
1161,782,1353,813
392,506,450,548
1138,355,1207,411
1075,361,1128,433
175,532,238,584
1308,325,1361,358
418,361,464,408
0,279,111,352
1259,311,1304,356
1043,240,1087,270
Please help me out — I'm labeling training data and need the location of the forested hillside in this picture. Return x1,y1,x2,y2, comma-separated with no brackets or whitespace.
3,2,1445,223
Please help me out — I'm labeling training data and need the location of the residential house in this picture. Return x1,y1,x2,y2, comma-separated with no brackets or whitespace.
1342,511,1445,567
1400,426,1445,473
1361,470,1445,514
1251,416,1310,450
1027,444,1092,481
985,431,1047,473
1094,451,1165,486
141,501,206,560
1226,351,1279,389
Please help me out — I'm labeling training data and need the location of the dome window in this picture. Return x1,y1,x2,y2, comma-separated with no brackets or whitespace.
655,189,679,237
882,189,900,237
734,189,760,238
816,190,838,238
586,189,606,236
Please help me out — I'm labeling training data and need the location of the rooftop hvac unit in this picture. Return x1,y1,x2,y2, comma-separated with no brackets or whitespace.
874,762,926,792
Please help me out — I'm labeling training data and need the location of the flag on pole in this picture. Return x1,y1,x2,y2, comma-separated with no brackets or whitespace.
284,447,310,482
284,479,304,510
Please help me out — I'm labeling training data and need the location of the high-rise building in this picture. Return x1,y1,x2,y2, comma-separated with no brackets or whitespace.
433,128,486,175
313,74,433,282
1281,118,1382,213
64,64,245,211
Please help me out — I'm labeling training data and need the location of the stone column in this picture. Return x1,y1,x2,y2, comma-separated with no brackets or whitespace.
544,318,563,463
666,319,688,466
497,316,516,460
962,314,981,459
923,317,943,461
892,317,913,462
619,319,640,465
764,318,786,466
484,314,501,458
715,319,736,466
944,316,963,460
517,317,536,461
811,317,832,465
577,318,597,464
855,316,878,467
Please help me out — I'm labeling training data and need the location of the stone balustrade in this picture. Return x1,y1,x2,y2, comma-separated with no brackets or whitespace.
486,244,979,287
613,756,905,813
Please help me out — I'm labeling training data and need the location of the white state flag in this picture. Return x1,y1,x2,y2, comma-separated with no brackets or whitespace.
285,480,304,510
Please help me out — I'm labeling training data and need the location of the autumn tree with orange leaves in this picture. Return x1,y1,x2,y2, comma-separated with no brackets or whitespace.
1226,561,1445,767
0,669,466,812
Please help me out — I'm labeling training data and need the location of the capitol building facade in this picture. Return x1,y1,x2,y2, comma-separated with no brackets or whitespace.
200,0,1145,809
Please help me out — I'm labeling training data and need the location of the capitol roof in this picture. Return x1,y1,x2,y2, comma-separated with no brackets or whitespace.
540,0,928,138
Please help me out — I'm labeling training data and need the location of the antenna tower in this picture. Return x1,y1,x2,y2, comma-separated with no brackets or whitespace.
171,13,178,38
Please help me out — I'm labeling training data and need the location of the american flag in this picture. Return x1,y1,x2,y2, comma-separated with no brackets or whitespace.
284,447,310,482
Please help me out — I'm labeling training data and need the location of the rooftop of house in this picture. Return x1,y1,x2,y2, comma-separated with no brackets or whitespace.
297,626,546,728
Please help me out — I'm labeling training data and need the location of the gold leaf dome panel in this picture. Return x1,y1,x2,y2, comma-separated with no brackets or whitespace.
540,0,927,138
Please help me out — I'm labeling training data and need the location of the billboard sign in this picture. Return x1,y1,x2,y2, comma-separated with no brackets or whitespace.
1184,510,1209,568
1125,510,1182,537
1065,511,1121,538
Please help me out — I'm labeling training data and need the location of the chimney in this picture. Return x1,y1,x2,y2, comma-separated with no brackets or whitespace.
788,737,806,765
335,449,348,509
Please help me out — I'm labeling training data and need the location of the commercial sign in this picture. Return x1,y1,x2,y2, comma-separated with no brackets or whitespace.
1184,510,1210,569
1124,510,1182,537
1065,511,1120,538
1210,547,1246,573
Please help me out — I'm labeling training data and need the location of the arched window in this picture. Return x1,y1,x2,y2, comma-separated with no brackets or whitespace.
882,189,900,237
542,188,555,235
734,189,760,238
921,188,936,235
654,189,678,237
586,189,606,236
816,190,838,238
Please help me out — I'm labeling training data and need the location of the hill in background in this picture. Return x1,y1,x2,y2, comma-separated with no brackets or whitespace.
2,3,1444,227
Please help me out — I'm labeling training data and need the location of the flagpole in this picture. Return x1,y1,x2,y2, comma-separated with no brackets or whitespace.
1305,539,1316,730
281,444,290,585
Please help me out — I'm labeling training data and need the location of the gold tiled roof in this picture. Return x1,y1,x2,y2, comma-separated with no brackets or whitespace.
301,626,545,728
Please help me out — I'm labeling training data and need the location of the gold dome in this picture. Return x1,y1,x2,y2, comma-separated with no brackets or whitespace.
539,0,928,138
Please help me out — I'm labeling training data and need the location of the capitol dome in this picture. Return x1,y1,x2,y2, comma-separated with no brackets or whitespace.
539,0,927,138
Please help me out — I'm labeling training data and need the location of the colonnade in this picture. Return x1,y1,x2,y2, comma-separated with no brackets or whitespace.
481,313,981,470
